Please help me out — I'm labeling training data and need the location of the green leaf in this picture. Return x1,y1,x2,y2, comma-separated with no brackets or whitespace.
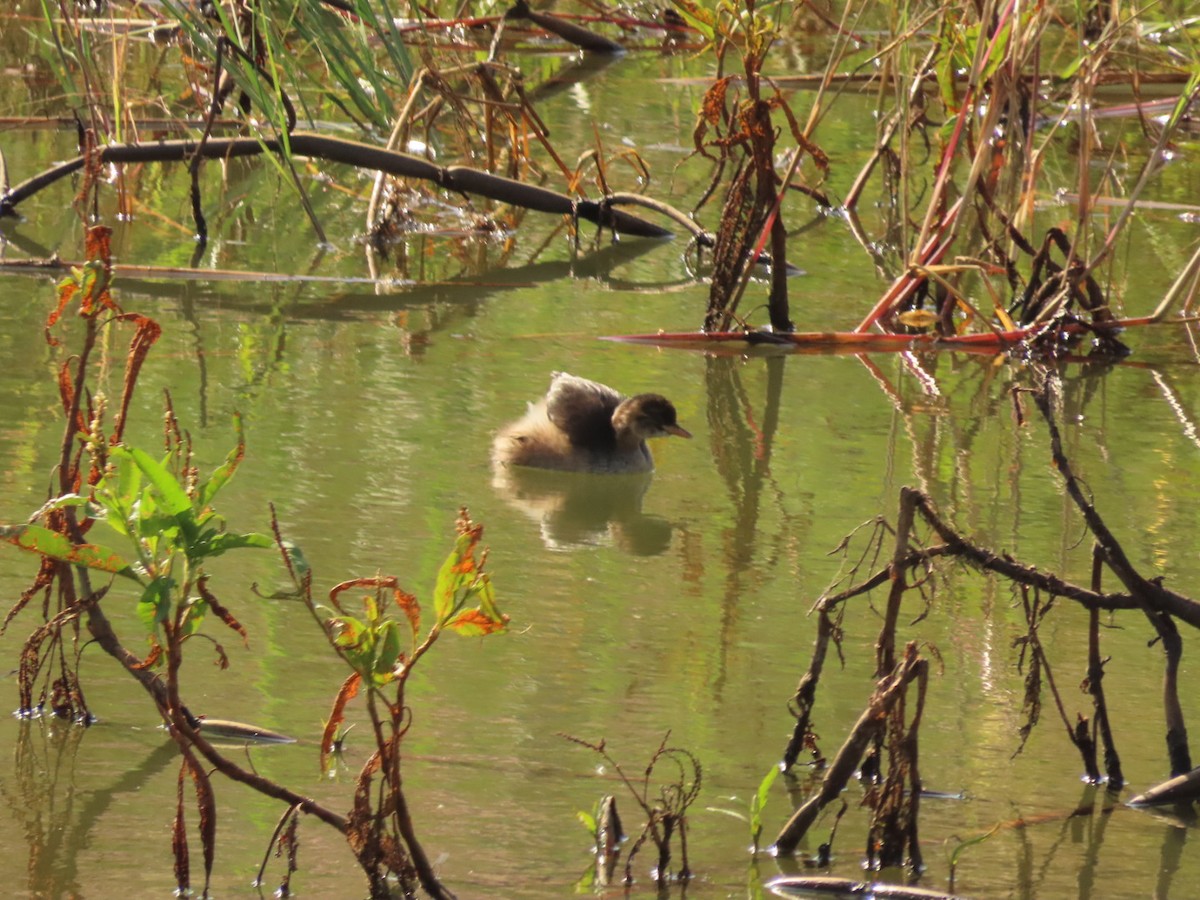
136,578,174,632
934,17,961,113
91,452,141,535
364,594,381,626
180,596,208,636
114,446,192,517
433,531,475,622
194,530,273,559
442,568,508,636
331,615,375,675
750,764,780,849
1,524,137,579
444,603,508,636
332,615,367,649
28,493,90,520
372,620,402,680
751,764,779,818
115,449,142,508
473,574,503,621
576,810,597,838
671,0,715,41
1056,54,1086,82
136,507,179,543
198,413,246,511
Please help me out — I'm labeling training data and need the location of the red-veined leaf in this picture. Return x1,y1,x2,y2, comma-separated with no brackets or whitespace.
321,671,361,773
1,524,136,579
445,606,510,636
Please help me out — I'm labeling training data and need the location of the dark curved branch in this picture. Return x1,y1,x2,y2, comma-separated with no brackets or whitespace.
0,132,674,240
1034,378,1194,774
774,647,926,855
505,0,624,53
909,485,1200,629
600,191,790,270
820,537,1142,616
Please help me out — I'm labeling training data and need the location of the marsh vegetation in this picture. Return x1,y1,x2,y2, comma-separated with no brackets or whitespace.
1,1,1200,898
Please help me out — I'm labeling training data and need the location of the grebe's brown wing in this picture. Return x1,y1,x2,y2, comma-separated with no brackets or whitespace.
544,372,623,448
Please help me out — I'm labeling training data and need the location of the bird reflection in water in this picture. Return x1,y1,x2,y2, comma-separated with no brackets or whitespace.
491,465,674,555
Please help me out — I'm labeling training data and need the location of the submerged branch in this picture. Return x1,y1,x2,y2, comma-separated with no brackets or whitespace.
1034,379,1194,774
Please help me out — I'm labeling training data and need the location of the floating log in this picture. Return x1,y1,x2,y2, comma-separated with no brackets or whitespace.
767,875,966,899
1128,766,1200,806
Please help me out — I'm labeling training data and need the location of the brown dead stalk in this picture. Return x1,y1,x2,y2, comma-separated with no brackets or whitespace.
563,732,701,885
775,643,927,856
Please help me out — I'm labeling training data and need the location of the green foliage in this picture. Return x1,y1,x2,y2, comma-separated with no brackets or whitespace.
310,507,510,890
161,0,412,134
93,433,269,558
673,0,788,54
95,427,271,640
3,415,270,646
0,522,135,579
670,0,716,42
576,807,598,839
702,762,778,851
750,763,780,851
933,7,1020,114
433,522,505,634
328,595,409,688
323,513,508,689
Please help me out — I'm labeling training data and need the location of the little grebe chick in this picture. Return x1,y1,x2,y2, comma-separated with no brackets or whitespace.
492,372,692,474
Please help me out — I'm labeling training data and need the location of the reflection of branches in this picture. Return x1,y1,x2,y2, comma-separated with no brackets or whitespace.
1033,377,1194,776
1012,581,1102,780
0,722,178,897
1149,369,1200,453
775,644,927,856
825,472,1198,777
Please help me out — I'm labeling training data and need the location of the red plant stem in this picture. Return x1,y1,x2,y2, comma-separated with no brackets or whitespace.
853,197,963,333
858,1,1018,335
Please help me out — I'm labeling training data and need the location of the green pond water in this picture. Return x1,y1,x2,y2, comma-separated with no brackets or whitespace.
2,19,1200,900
